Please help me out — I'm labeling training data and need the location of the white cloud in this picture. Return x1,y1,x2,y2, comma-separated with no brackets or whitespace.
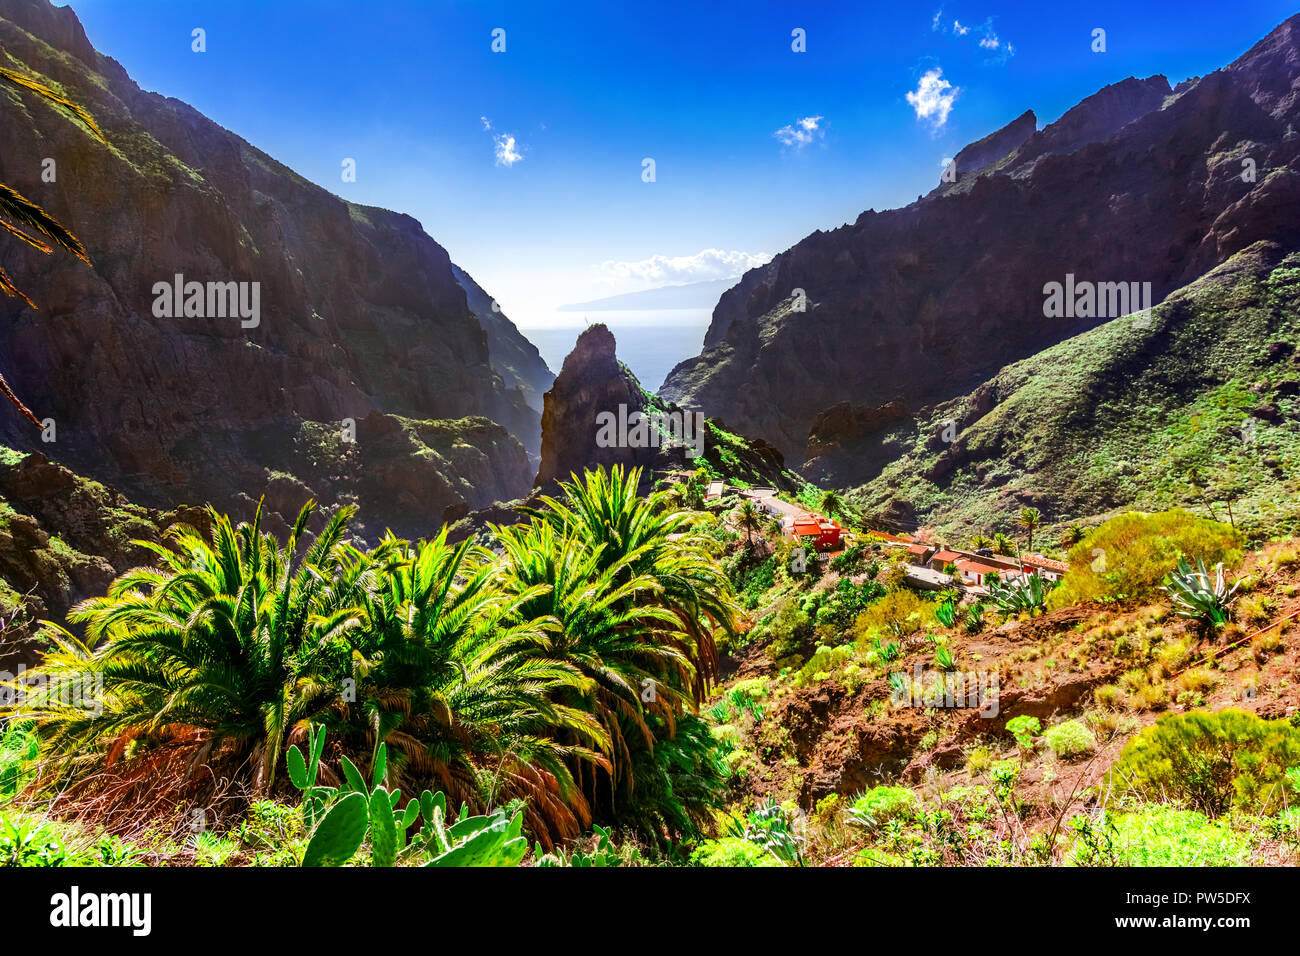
906,68,959,130
773,114,825,149
931,11,1015,62
480,116,523,166
597,248,773,285
493,133,522,166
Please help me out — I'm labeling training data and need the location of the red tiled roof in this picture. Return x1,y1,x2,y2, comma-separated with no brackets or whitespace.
1022,554,1070,572
954,559,1005,575
932,550,961,563
906,543,931,554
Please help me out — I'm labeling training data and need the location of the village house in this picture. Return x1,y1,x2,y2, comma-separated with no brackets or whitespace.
928,549,962,572
904,542,935,566
851,528,1070,590
1021,554,1069,581
952,558,1010,588
790,513,843,552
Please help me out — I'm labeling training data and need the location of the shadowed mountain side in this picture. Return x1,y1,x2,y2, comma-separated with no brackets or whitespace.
0,0,539,538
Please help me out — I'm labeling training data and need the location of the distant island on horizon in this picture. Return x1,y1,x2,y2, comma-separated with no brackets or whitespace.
557,277,732,312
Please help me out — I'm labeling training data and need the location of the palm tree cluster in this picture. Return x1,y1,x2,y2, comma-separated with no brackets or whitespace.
10,466,737,847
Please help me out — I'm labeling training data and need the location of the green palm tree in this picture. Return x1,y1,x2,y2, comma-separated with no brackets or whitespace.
735,500,762,546
1059,523,1085,548
818,489,844,519
495,520,694,799
514,466,740,835
993,532,1015,557
1019,507,1042,552
1,65,106,425
18,500,360,792
339,529,607,845
523,466,738,702
970,534,993,551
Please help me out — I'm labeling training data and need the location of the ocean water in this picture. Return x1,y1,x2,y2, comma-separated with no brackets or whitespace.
521,309,711,394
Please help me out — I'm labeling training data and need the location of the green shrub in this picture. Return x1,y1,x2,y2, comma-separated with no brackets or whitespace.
848,786,917,828
814,578,886,635
758,602,812,661
0,812,73,867
1005,715,1042,749
828,545,866,574
1110,709,1300,815
0,719,39,798
1044,720,1096,759
1109,809,1249,866
690,837,783,867
853,847,906,867
1049,510,1241,607
853,589,930,640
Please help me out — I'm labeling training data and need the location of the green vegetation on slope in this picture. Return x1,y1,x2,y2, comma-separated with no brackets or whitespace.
851,242,1300,544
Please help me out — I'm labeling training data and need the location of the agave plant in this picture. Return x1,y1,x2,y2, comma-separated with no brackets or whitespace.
872,636,903,665
987,573,1047,615
934,598,958,629
724,798,804,866
1162,557,1239,628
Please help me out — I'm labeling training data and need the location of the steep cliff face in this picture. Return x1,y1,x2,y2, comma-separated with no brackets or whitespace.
660,16,1300,465
0,0,537,537
451,263,554,433
944,108,1036,180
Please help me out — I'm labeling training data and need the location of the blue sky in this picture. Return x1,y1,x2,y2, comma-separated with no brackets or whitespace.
71,0,1298,327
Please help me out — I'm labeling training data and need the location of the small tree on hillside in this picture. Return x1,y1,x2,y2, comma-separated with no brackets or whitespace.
818,489,844,520
1019,507,1042,552
735,501,762,546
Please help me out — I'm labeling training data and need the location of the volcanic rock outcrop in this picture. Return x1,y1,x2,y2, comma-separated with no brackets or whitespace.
534,324,658,489
534,324,798,495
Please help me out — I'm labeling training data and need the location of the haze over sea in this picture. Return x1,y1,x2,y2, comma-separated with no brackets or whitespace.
521,309,712,395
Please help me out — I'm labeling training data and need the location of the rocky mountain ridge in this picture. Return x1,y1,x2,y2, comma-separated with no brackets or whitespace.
0,0,542,540
660,16,1300,470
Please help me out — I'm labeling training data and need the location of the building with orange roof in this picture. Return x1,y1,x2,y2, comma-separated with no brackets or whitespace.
790,513,843,552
